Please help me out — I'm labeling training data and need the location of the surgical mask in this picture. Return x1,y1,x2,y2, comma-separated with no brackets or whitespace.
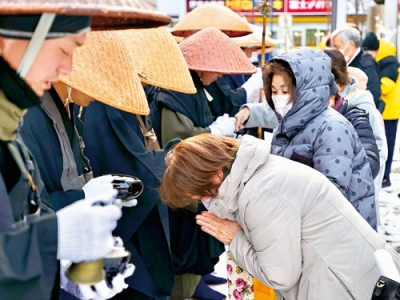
338,43,350,62
272,94,292,117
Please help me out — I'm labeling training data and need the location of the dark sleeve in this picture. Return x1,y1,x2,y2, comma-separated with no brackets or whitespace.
20,115,85,211
379,56,399,82
48,189,85,211
161,108,211,147
205,78,247,117
365,65,381,109
345,107,380,179
360,57,381,108
0,214,59,299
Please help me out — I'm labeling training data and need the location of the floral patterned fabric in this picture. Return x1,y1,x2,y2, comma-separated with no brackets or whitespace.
226,251,254,300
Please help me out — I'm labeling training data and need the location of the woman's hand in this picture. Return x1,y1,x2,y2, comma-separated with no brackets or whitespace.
196,211,242,244
234,107,250,131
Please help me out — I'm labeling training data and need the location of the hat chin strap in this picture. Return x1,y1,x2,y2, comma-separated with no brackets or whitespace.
17,13,56,79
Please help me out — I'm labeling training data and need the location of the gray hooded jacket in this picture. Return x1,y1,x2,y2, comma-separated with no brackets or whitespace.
269,48,376,229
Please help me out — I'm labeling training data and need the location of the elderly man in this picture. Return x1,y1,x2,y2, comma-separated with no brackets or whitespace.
331,26,383,112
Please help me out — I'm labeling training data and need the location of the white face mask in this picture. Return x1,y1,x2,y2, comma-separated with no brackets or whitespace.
338,43,350,62
272,94,292,117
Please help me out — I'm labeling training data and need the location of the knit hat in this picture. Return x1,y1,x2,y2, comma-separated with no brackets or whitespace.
171,3,252,38
179,27,257,75
361,32,379,51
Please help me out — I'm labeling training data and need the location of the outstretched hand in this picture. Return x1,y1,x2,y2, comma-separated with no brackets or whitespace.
195,211,242,244
234,107,250,131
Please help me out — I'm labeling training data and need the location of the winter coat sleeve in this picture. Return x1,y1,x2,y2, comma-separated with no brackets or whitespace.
351,91,388,162
361,57,381,108
344,106,380,179
312,120,355,196
0,213,59,298
243,103,278,129
229,191,302,290
161,108,211,146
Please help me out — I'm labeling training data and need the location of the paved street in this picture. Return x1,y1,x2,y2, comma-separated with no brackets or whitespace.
379,159,400,251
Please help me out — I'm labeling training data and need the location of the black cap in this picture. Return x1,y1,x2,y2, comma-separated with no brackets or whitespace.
361,32,379,51
0,14,91,39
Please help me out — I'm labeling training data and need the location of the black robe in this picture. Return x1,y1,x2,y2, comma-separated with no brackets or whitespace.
150,70,214,145
81,101,174,299
205,74,247,118
20,88,85,211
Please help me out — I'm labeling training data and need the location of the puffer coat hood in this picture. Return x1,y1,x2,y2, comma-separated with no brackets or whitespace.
269,48,333,139
268,48,377,229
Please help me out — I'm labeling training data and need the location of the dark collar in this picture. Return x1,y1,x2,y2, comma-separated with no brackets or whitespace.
0,56,40,109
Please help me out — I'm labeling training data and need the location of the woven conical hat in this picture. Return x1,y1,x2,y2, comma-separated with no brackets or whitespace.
127,27,196,94
59,30,149,115
179,27,256,75
171,4,252,37
0,0,171,29
231,24,277,48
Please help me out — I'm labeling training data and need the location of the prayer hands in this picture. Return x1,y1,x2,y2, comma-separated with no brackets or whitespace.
196,211,242,244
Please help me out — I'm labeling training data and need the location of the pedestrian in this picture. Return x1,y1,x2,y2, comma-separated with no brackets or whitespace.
159,133,400,300
362,32,400,189
323,47,380,180
331,26,383,112
235,47,377,229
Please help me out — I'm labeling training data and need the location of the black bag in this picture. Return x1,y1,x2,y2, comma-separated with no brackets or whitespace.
371,276,400,299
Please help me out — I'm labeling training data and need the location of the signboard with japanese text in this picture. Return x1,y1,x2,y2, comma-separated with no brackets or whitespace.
286,0,328,15
186,0,328,15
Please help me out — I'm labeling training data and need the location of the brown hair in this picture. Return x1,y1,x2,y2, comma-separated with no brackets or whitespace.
323,48,350,88
159,134,239,208
263,59,296,108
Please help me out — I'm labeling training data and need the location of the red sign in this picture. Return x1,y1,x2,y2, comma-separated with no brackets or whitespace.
285,0,328,14
186,0,329,14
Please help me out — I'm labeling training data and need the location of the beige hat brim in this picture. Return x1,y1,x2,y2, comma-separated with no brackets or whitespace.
231,24,277,48
0,0,171,29
126,27,196,94
179,27,256,75
171,4,252,37
59,30,149,115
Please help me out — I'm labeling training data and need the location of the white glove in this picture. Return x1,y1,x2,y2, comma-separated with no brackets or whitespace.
241,67,263,103
209,114,236,136
56,191,122,262
82,175,114,199
60,246,135,300
114,198,138,208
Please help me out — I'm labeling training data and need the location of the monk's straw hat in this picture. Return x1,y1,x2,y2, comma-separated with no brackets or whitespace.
0,0,171,29
231,24,277,48
179,27,256,75
171,4,252,38
129,27,196,94
59,30,149,115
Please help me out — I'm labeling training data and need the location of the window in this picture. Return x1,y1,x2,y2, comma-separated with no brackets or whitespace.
293,30,302,47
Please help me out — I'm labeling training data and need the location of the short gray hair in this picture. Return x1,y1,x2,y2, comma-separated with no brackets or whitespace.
331,27,360,48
